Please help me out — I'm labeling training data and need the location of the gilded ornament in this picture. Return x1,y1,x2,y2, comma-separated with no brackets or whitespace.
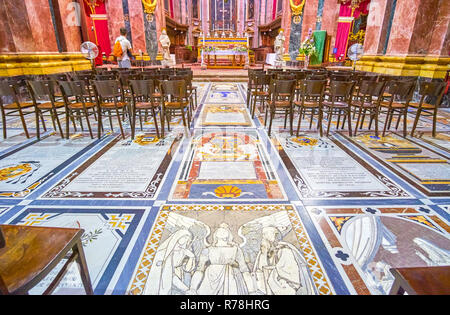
290,0,306,16
142,0,157,14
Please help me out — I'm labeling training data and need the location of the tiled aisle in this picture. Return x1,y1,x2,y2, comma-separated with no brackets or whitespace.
0,82,449,295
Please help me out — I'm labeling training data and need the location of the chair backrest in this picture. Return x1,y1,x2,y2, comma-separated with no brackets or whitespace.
330,74,352,81
417,80,447,107
252,73,271,86
270,79,296,102
160,79,187,98
95,73,116,81
276,73,296,80
307,74,328,80
0,81,16,98
92,80,121,98
58,80,88,98
26,80,56,98
328,80,356,99
300,80,327,98
49,73,69,81
0,81,20,106
294,71,307,81
129,79,156,98
358,80,386,99
385,80,416,101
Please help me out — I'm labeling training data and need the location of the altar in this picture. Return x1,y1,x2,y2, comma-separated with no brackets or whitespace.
198,37,249,69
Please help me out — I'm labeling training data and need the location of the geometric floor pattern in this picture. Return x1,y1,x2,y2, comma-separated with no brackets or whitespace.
0,81,449,295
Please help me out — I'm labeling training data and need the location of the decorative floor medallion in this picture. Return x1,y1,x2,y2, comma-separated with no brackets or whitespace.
127,204,333,295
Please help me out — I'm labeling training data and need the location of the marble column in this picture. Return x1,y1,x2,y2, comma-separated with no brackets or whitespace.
3,0,36,52
281,0,291,54
106,0,125,48
128,0,146,53
363,0,392,55
301,0,318,42
0,2,17,53
23,0,59,52
320,0,340,51
428,0,450,56
408,0,440,55
287,1,306,61
385,0,421,55
57,0,83,52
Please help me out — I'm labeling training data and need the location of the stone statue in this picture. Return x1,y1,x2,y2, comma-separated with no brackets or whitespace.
159,28,172,66
274,29,286,68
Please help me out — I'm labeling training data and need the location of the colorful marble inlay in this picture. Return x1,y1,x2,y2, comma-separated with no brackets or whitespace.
274,133,410,199
43,133,182,199
170,130,286,201
346,132,450,196
0,80,448,297
306,205,450,295
127,204,333,295
7,207,144,295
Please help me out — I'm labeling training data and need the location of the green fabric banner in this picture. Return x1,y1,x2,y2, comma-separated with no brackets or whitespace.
311,30,326,65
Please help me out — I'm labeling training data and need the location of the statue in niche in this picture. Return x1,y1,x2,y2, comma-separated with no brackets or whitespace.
159,28,172,66
274,29,286,68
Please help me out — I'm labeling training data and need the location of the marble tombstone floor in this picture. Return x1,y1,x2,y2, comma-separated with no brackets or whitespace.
0,81,449,295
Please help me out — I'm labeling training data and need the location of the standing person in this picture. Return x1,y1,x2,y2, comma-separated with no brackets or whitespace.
114,27,132,69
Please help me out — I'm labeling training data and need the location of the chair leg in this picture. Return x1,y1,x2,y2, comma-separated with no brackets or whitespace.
296,107,303,137
309,109,314,130
318,109,323,138
347,108,352,137
354,106,363,136
268,108,274,137
382,109,392,137
83,108,94,139
326,109,333,136
1,108,7,139
402,109,407,138
116,107,125,139
54,110,65,139
73,240,94,295
374,108,379,137
411,107,422,137
151,107,160,139
432,107,438,138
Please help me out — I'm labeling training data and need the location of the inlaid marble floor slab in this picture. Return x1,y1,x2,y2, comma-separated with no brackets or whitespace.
0,81,448,296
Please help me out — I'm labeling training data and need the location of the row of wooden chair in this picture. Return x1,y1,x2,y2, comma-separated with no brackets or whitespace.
0,73,196,140
248,71,447,138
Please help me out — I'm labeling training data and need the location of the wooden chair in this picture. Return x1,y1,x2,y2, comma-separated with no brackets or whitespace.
409,80,447,137
389,266,450,295
92,80,130,139
352,80,386,137
266,79,296,137
250,73,271,118
58,80,97,139
95,73,117,81
322,80,356,137
160,79,191,136
0,224,93,295
27,80,66,140
168,74,195,114
0,81,42,139
246,69,264,109
294,79,327,137
129,79,161,139
379,80,416,137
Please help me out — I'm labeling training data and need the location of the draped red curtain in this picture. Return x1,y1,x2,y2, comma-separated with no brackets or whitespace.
334,0,370,60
